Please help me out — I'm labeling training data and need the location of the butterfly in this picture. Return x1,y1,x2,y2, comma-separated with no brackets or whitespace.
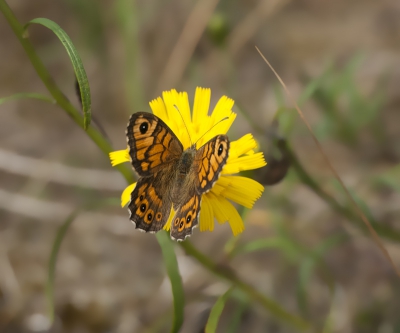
126,112,230,241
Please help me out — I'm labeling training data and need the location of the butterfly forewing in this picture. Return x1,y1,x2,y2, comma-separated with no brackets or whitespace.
195,135,230,193
126,112,183,177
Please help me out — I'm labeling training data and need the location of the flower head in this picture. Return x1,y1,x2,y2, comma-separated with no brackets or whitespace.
110,87,266,237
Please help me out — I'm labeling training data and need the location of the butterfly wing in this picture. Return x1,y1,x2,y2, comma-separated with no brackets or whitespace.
128,171,174,232
195,134,230,192
126,112,183,232
170,135,230,241
170,192,201,241
126,112,183,177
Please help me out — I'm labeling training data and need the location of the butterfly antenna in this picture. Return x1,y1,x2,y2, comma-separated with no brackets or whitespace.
173,104,193,146
194,116,229,146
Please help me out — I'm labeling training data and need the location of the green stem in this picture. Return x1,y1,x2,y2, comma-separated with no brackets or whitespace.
180,241,310,331
0,0,133,183
46,212,78,323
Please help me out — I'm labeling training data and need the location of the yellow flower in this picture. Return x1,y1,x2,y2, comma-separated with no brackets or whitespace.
110,87,266,236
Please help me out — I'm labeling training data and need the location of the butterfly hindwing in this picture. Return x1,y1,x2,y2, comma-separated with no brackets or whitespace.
126,112,183,177
170,192,201,241
128,173,173,233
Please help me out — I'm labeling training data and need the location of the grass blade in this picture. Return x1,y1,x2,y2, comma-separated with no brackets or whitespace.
205,287,234,333
24,18,91,129
46,211,78,324
0,92,55,106
156,232,185,333
230,237,302,262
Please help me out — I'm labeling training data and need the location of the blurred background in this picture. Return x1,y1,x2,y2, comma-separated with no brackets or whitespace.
1,0,400,332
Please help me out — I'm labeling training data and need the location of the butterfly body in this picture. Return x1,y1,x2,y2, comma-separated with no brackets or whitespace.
176,147,195,178
126,112,230,241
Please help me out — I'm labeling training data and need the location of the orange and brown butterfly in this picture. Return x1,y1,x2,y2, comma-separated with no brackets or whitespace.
109,88,266,241
126,112,229,241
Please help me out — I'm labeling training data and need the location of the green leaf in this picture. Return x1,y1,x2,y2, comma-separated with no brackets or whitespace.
0,92,55,106
230,237,302,262
205,287,234,333
24,18,91,129
46,211,78,324
156,232,185,333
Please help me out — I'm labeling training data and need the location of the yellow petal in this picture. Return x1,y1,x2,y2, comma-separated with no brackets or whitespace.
161,90,180,136
194,115,214,148
109,149,130,166
149,97,168,122
198,95,236,145
223,152,266,174
229,134,258,158
162,90,192,148
206,192,229,224
206,193,245,236
163,206,175,231
177,91,191,125
224,200,245,236
211,95,235,127
192,87,211,125
212,176,264,208
121,183,136,207
199,195,214,232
